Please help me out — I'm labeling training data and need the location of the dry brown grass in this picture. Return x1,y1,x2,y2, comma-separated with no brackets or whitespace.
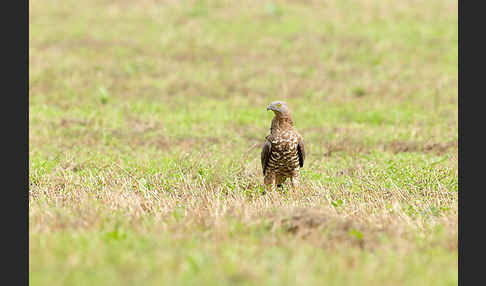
30,161,457,248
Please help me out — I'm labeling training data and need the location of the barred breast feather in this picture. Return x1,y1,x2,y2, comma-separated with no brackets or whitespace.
261,126,305,176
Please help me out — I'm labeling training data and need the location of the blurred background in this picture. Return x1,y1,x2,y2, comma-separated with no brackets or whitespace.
29,0,458,152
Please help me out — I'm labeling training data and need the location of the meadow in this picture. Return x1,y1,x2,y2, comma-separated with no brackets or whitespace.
29,0,458,285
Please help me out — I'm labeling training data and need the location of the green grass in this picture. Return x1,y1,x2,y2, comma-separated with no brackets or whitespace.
30,0,457,285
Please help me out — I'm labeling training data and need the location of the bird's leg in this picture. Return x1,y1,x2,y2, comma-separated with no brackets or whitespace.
290,172,301,192
276,175,286,190
264,172,276,193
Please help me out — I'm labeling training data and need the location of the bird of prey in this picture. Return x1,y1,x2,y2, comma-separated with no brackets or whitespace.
261,101,305,192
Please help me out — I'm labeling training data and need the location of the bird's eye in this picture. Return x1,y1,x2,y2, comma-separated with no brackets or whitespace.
276,103,281,107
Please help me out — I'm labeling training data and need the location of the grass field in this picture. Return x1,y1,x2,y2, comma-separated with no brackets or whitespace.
29,0,458,285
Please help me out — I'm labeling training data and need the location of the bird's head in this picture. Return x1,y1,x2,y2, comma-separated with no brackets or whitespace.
267,101,291,117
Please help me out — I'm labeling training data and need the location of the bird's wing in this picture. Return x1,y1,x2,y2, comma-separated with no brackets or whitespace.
297,135,305,168
261,138,272,175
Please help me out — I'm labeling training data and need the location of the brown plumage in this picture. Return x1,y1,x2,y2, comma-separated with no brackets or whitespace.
261,101,305,191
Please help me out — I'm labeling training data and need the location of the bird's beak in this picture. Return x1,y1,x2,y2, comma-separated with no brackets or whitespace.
266,104,273,111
